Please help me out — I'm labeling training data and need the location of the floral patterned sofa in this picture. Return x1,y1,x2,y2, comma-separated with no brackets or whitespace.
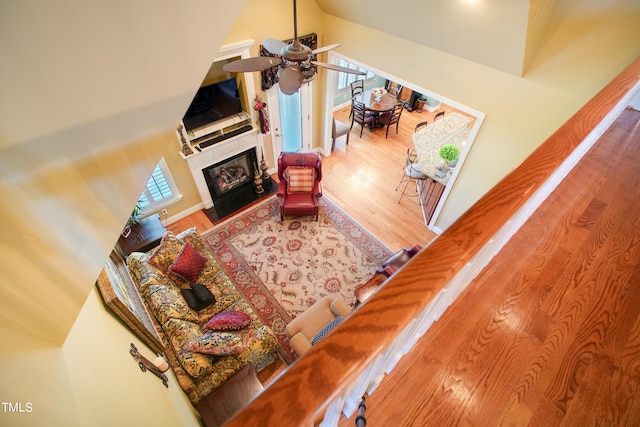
126,227,278,404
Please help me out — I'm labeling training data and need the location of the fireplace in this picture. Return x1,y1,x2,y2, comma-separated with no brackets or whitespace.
181,123,276,222
203,149,256,201
201,148,276,222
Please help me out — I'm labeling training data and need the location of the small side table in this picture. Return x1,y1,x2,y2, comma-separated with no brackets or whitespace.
196,365,264,427
117,214,167,256
355,272,388,306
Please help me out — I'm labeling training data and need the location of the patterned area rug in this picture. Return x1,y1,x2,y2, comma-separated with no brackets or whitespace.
203,195,393,362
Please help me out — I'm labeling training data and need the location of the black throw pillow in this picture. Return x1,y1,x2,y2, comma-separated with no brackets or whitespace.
191,283,216,308
180,288,204,311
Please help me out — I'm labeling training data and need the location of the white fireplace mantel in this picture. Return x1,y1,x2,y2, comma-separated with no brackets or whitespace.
184,130,259,208
180,39,265,209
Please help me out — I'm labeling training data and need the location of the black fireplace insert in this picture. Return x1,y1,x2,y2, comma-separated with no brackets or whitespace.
202,148,276,222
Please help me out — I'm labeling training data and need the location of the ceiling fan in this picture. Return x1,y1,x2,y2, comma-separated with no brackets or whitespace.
222,0,365,95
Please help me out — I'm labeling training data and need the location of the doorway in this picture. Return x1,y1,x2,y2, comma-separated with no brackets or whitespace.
323,52,484,232
266,82,313,157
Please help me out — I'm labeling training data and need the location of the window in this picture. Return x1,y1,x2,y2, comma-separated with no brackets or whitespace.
336,60,375,91
278,89,303,152
138,157,181,214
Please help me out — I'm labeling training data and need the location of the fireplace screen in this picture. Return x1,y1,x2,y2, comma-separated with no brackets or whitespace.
202,149,256,200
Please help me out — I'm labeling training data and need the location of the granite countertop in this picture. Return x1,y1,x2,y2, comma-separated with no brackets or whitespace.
412,112,472,186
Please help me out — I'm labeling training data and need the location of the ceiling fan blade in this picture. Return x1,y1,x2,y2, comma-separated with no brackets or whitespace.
311,43,341,55
311,61,366,75
278,66,303,95
263,38,287,56
223,57,282,73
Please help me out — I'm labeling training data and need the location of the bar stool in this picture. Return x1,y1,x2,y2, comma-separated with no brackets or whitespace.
395,149,427,203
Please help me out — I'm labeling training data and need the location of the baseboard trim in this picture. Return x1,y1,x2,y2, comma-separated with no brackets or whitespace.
164,203,205,225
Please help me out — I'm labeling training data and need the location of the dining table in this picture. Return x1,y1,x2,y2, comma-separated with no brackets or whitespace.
353,89,397,113
353,89,397,130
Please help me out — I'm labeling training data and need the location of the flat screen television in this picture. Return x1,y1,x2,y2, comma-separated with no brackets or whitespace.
182,78,243,132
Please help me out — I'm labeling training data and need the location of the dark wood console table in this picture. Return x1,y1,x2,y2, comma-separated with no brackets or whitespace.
117,214,166,256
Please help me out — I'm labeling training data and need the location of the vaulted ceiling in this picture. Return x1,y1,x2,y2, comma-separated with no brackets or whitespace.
314,0,640,77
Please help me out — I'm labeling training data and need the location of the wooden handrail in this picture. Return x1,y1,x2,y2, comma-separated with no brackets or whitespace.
226,57,640,426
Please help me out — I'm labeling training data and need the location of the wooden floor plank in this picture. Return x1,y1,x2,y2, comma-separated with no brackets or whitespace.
338,108,640,426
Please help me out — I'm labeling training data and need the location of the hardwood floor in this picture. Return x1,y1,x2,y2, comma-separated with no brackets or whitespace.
337,107,640,426
169,102,640,425
327,104,450,250
167,102,467,250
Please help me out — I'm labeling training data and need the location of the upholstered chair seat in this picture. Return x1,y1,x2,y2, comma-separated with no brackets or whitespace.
285,296,351,357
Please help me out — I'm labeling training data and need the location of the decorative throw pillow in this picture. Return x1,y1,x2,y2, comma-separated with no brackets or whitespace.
205,310,251,331
189,331,247,356
147,232,185,274
180,284,215,311
311,316,343,345
164,318,215,379
286,166,315,194
177,227,208,255
191,283,215,306
169,242,207,282
180,288,201,312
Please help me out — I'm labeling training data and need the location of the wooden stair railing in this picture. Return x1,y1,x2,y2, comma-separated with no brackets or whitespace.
225,57,640,427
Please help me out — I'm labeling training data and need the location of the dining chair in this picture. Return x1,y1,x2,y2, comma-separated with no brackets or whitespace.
350,79,364,96
434,111,445,121
331,117,351,150
414,121,429,133
350,100,376,137
349,80,365,118
377,102,405,138
396,149,427,203
387,83,403,98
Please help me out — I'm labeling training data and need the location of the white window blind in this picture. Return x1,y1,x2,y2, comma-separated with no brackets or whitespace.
336,60,374,91
138,157,181,213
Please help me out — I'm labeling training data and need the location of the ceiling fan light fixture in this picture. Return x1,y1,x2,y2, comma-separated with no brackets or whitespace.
220,0,365,94
278,66,303,95
300,65,316,83
281,40,312,62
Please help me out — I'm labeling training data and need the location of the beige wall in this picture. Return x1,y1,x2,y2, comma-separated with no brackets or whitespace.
0,1,245,425
1,0,639,425
316,0,532,76
0,289,200,426
160,0,331,217
318,4,640,230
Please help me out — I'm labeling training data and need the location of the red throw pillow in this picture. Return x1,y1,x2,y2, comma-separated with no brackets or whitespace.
205,310,251,331
169,243,207,282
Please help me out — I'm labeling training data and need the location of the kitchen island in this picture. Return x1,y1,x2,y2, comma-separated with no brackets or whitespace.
412,112,473,223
